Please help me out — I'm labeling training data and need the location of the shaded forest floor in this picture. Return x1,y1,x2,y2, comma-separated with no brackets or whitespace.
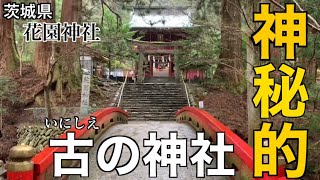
189,84,248,139
0,65,120,163
189,83,320,179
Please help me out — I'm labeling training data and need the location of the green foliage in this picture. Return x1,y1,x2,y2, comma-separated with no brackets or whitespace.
55,0,63,22
92,5,137,70
176,0,222,73
306,83,320,108
14,17,34,62
178,27,220,71
194,0,221,20
0,77,18,104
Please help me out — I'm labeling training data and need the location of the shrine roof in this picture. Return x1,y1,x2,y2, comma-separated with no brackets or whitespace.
130,7,193,29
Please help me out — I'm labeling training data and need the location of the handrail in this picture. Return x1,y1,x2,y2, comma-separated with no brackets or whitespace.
31,107,128,180
180,71,191,107
117,71,129,107
176,107,287,179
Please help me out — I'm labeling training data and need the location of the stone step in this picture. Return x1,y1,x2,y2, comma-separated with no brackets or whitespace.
125,85,183,87
121,100,188,104
123,100,187,102
126,85,183,87
122,101,186,104
124,90,183,93
128,117,176,121
125,87,182,89
122,97,187,100
121,82,187,121
123,106,184,109
125,110,182,113
125,86,184,89
123,96,184,98
126,83,182,86
122,107,182,111
122,93,185,97
125,87,184,91
129,115,176,118
123,103,185,105
123,104,187,107
125,88,184,91
123,92,183,94
121,97,187,100
123,105,186,108
125,108,178,113
128,111,175,117
124,90,183,92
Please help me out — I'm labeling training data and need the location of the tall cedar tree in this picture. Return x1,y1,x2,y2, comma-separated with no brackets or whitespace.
0,0,18,75
215,0,242,85
34,0,55,77
54,0,82,92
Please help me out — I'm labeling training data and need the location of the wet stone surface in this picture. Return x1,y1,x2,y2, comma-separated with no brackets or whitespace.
69,121,228,180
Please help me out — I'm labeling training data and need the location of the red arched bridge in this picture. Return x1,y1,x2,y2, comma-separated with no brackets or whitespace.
7,107,287,180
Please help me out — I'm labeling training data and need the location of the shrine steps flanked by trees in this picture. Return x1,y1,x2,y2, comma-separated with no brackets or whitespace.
120,82,189,121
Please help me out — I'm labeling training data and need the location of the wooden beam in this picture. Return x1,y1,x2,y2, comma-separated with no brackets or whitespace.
133,49,175,54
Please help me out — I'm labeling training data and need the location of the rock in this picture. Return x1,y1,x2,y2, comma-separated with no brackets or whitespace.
40,129,46,135
42,141,48,147
16,126,65,153
29,137,36,147
34,137,41,147
45,129,53,136
35,145,44,153
39,137,46,143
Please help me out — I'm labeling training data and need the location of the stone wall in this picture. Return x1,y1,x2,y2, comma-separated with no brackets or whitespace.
17,126,65,153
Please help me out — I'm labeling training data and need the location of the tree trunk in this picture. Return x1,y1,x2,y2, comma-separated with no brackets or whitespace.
0,0,18,75
35,41,52,77
0,99,3,130
215,0,242,85
44,87,52,119
34,0,56,77
174,46,181,82
247,0,261,146
53,0,82,92
137,52,144,84
247,36,260,146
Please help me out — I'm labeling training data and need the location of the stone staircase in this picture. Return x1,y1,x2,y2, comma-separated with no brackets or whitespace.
120,83,189,121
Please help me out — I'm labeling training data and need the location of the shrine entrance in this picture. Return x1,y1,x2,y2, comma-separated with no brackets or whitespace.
145,54,174,78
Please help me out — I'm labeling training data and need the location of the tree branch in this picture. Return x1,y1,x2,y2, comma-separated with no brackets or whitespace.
101,0,122,30
269,0,320,33
292,0,320,28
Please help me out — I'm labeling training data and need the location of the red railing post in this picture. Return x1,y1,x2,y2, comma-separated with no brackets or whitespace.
7,145,35,180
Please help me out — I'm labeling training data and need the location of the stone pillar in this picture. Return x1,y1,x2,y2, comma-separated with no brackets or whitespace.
137,52,145,84
7,145,35,180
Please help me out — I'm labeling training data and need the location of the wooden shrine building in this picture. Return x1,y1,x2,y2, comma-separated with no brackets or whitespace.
129,6,193,83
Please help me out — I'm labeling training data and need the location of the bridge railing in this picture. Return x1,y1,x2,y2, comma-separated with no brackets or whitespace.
7,107,128,180
176,107,287,180
180,71,191,107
